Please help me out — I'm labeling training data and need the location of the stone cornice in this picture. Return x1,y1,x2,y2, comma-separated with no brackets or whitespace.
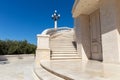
72,0,100,18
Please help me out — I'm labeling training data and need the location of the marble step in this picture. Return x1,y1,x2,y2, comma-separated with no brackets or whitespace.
51,38,74,39
51,39,74,41
51,51,77,54
51,56,81,60
50,41,76,43
51,50,77,52
51,37,74,38
51,34,73,36
51,54,79,57
50,45,75,47
39,62,73,80
50,42,74,44
51,49,76,51
50,44,75,46
51,46,76,49
51,36,74,38
33,65,64,80
51,41,75,43
50,41,74,43
51,46,76,48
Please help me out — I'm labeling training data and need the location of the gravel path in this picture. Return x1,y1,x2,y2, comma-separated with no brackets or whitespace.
0,55,35,80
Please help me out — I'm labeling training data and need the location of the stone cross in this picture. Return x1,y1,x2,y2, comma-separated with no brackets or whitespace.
52,10,60,30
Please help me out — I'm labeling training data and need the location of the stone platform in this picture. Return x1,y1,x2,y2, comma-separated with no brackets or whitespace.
0,54,34,80
34,60,120,80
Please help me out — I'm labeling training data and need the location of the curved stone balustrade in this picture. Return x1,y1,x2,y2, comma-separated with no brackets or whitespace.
35,27,74,67
41,27,72,35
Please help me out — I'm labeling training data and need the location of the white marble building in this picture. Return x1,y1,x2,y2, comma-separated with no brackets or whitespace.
72,0,120,63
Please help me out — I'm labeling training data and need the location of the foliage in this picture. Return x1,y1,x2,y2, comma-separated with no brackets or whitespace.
0,40,36,55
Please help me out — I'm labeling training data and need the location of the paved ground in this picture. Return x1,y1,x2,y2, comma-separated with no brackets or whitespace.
0,55,35,80
2,55,120,80
41,60,120,80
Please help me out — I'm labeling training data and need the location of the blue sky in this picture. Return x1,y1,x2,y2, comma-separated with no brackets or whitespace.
0,0,74,44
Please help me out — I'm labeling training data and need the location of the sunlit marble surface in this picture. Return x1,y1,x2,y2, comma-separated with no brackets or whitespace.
41,60,120,80
0,55,34,80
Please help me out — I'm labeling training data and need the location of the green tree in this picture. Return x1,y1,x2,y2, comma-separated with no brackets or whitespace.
0,39,36,55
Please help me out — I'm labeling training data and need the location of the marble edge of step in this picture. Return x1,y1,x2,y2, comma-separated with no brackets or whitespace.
33,63,64,80
40,60,74,80
33,67,43,80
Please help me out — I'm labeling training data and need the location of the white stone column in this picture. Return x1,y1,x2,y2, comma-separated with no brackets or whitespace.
37,34,50,49
74,15,91,61
35,34,50,67
100,0,120,63
74,16,82,58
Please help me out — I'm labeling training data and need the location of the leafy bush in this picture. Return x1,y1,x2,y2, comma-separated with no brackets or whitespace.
0,40,36,55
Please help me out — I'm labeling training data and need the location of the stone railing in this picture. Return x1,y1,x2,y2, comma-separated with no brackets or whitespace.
35,34,50,67
41,27,72,35
35,27,72,67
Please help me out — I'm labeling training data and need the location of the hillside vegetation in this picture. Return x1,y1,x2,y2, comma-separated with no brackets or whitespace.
0,40,36,55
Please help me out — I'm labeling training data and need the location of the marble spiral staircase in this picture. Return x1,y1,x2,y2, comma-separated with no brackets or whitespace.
33,28,81,80
50,30,80,60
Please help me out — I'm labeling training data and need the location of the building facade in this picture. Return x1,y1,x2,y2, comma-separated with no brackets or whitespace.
72,0,120,63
